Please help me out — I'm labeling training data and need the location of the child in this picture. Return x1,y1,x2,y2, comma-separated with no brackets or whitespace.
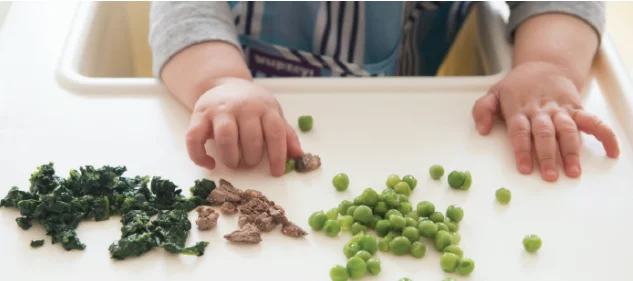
149,1,620,182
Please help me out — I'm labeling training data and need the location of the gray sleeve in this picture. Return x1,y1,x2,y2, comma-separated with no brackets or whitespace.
507,1,605,42
148,1,241,78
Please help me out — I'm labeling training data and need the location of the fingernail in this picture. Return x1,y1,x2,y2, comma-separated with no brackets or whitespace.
569,165,581,175
545,168,558,178
519,164,531,174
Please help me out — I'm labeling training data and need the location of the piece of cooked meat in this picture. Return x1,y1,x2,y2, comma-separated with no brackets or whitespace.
294,153,321,173
207,179,243,205
196,211,219,231
254,213,276,232
241,189,263,202
195,206,215,217
238,198,270,215
224,223,262,244
237,213,256,228
268,204,288,224
281,221,308,237
220,202,238,215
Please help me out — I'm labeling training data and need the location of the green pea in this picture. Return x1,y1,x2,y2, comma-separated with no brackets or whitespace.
457,258,475,275
495,187,512,205
389,236,412,256
360,188,380,207
308,211,327,230
435,230,453,251
416,201,435,217
373,202,389,217
298,115,313,132
384,231,399,242
381,188,395,195
452,232,461,245
443,245,463,258
332,173,350,191
402,174,418,190
447,171,465,189
440,252,460,273
375,220,391,237
396,194,409,203
418,220,438,238
343,242,361,258
384,209,403,220
354,250,372,261
435,222,449,232
462,171,472,190
338,215,354,231
430,212,445,223
405,217,418,228
285,159,295,174
405,211,420,221
523,234,542,253
346,206,358,216
429,165,444,180
386,174,401,188
351,222,368,235
446,205,464,223
378,238,390,252
323,220,341,237
359,234,378,255
397,202,413,215
384,193,401,208
410,241,426,258
353,205,373,224
329,265,349,281
349,232,364,244
353,196,363,206
339,200,354,215
366,258,381,276
444,217,459,232
394,181,411,196
402,226,420,242
327,208,339,220
346,256,367,279
368,215,381,229
389,215,406,231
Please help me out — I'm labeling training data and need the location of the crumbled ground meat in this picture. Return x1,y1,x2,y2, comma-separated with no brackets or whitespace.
254,213,276,232
294,153,321,173
241,189,263,202
221,202,238,215
281,221,308,237
238,213,256,228
195,207,219,231
238,198,270,215
207,179,243,205
268,205,288,224
224,223,262,244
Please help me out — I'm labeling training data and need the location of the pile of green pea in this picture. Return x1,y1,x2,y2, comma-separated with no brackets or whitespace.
310,172,475,280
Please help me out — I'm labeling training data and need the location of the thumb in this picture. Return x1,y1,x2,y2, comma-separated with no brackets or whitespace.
472,92,499,135
286,123,304,158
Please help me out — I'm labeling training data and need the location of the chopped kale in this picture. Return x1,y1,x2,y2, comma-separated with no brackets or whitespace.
30,239,45,248
1,163,211,260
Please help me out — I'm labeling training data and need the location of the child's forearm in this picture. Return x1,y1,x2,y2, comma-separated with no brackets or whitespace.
512,13,600,90
161,42,252,111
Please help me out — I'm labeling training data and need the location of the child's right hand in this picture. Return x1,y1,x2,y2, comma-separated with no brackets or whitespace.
186,78,304,177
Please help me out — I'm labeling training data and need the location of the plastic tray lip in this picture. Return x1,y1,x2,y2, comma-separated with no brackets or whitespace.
55,2,511,95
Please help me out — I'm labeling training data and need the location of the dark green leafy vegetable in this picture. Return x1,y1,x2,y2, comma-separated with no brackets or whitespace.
30,239,45,248
1,163,211,260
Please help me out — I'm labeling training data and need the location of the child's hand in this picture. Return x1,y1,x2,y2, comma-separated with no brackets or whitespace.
186,78,303,177
472,61,620,182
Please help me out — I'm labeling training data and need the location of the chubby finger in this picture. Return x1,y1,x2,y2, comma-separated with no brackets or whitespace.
573,110,620,158
472,93,499,135
553,112,581,177
213,114,240,169
186,113,216,170
286,123,304,159
531,114,559,182
507,114,533,175
238,116,265,167
262,112,287,177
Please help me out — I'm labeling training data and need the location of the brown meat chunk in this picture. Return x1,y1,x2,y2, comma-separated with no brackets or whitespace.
221,202,238,215
238,198,270,215
224,223,262,244
268,204,288,224
195,206,215,217
241,189,263,202
207,179,243,205
254,213,276,232
294,153,321,173
281,221,308,237
196,212,219,231
238,213,256,228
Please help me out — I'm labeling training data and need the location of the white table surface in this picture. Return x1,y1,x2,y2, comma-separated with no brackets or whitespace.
1,2,632,281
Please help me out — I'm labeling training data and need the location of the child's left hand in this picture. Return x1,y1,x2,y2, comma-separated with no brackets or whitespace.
471,61,620,182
